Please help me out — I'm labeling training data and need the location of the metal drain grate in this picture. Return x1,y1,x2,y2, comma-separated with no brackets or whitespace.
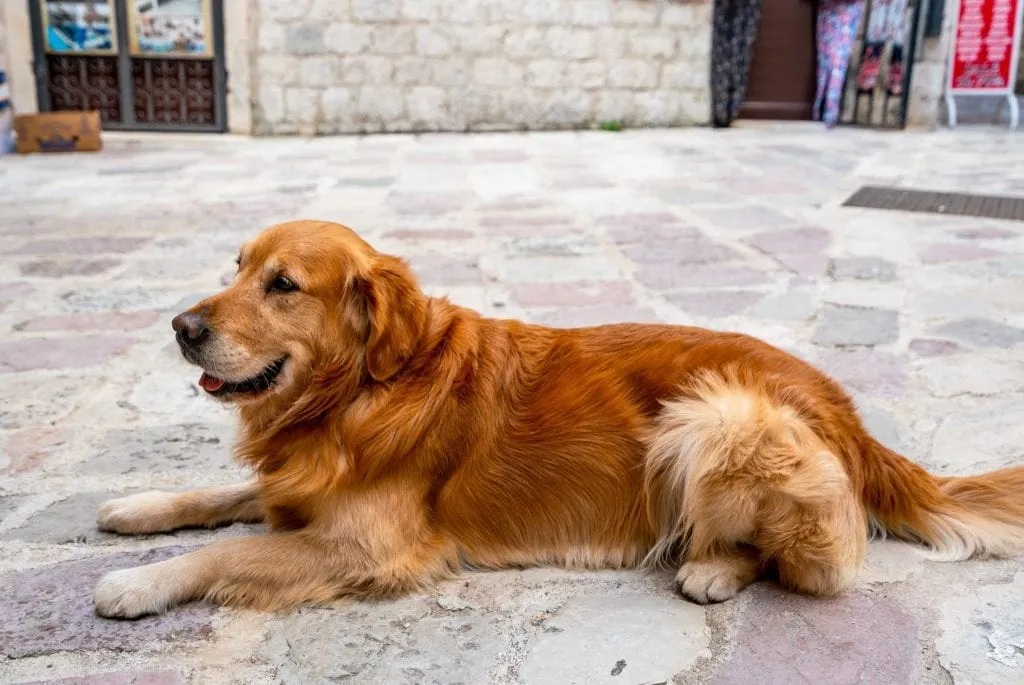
843,186,1024,221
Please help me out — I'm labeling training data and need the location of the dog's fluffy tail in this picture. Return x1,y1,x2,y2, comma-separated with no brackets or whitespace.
862,438,1024,560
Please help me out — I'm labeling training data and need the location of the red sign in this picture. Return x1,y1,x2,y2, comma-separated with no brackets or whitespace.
949,0,1023,91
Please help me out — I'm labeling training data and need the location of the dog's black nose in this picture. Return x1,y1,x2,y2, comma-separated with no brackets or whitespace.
172,311,209,343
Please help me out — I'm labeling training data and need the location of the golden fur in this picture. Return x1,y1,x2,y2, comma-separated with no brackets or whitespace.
94,220,1024,618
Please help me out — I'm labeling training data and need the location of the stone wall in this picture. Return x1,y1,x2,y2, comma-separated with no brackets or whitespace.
251,0,713,135
1,0,36,114
0,3,8,73
906,14,953,128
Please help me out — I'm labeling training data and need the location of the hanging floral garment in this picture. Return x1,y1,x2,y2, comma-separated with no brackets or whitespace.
814,0,866,127
711,0,764,127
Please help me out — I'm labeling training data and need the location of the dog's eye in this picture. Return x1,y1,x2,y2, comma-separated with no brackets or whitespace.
270,275,298,293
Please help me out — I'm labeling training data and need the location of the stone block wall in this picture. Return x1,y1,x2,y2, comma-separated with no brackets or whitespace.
906,17,953,128
252,0,713,134
0,5,8,72
2,0,36,113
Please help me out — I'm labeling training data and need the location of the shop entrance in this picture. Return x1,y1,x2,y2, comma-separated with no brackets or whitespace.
741,0,818,120
28,0,226,132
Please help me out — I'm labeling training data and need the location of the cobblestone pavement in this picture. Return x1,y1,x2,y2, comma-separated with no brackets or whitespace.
1,124,1023,684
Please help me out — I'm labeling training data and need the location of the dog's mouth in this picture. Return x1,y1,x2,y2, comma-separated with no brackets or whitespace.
197,357,288,398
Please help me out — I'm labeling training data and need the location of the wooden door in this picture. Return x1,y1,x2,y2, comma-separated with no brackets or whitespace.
741,0,818,120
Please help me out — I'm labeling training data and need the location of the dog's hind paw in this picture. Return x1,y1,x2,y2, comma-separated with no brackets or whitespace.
676,555,758,604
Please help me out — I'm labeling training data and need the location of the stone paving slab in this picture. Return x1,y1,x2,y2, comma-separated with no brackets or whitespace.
710,585,921,684
0,546,214,659
0,125,1023,683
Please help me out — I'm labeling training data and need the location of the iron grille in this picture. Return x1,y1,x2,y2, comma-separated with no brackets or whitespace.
132,58,216,126
45,54,122,124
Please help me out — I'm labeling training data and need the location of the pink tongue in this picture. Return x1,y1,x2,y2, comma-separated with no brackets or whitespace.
199,373,225,392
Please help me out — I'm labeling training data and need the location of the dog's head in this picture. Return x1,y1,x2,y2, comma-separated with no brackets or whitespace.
171,220,426,410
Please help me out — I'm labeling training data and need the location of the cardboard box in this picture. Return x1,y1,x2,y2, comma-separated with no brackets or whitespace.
14,111,102,154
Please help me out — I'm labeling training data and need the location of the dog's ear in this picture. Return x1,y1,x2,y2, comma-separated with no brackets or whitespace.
359,255,427,382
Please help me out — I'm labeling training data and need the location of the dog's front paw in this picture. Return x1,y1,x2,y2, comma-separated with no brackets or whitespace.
94,564,176,619
97,491,178,534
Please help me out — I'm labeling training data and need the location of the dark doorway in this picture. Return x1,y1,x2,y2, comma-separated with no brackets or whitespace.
29,0,227,132
740,0,818,120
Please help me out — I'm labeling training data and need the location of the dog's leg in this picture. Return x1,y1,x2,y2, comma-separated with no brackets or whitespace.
95,532,325,618
645,375,866,604
97,482,263,534
674,546,762,604
93,531,438,618
95,480,454,618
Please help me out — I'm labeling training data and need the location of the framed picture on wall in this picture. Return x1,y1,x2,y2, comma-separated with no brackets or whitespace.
127,0,213,58
42,0,118,54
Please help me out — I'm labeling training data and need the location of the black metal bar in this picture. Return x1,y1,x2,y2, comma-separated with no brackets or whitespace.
178,60,187,124
113,0,133,126
27,0,51,113
212,0,227,132
925,0,945,37
145,61,155,123
899,0,926,128
77,58,89,109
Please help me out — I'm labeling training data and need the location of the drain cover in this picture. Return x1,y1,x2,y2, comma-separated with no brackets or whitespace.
843,186,1024,221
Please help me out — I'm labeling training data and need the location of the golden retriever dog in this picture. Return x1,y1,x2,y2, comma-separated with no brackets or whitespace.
93,220,1024,618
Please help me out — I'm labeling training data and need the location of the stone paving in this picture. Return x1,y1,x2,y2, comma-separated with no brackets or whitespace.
1,123,1024,684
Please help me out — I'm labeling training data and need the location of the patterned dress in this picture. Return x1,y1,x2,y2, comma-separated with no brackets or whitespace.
814,0,866,127
711,0,764,127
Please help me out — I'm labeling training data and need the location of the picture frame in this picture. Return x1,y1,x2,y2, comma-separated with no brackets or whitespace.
127,0,214,58
41,0,118,55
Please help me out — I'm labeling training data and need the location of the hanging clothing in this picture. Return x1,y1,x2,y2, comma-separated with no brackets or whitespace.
814,0,865,128
887,43,905,96
856,0,909,94
856,41,884,92
866,0,908,43
710,0,764,128
877,0,909,95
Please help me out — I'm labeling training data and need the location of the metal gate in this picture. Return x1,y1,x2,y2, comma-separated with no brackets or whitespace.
28,0,226,132
838,0,926,129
